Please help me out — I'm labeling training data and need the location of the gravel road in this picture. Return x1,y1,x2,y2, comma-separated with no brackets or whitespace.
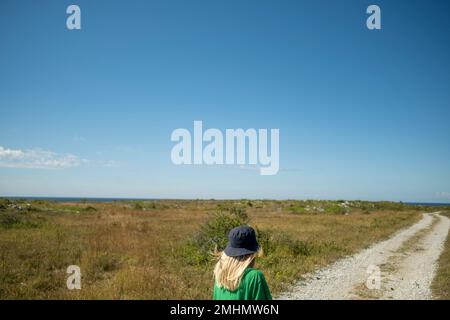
277,212,450,300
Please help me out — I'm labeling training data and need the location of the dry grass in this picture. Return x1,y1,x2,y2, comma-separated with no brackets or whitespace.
0,199,423,299
432,210,450,299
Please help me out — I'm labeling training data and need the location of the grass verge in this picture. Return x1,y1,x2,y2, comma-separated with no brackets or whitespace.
432,211,450,299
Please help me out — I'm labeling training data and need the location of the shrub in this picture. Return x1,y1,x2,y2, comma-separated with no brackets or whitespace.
32,200,51,206
83,206,97,212
192,205,249,256
26,205,43,212
178,242,210,265
0,213,20,227
324,203,346,215
92,252,121,272
257,228,312,257
0,199,11,210
289,204,306,215
133,202,144,210
0,212,42,229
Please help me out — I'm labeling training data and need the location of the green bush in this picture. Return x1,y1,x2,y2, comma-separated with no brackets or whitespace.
26,205,44,212
289,204,306,215
0,212,42,229
324,203,346,215
257,228,312,257
133,202,144,210
192,205,249,256
178,242,210,265
0,199,11,210
83,206,97,212
92,252,121,272
0,213,20,227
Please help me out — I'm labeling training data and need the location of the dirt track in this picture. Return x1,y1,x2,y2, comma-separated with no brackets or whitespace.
278,212,450,300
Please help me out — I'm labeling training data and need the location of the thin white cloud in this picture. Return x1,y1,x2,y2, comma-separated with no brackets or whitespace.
0,146,83,169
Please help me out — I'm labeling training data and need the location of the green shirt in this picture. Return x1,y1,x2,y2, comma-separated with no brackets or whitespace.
213,268,272,300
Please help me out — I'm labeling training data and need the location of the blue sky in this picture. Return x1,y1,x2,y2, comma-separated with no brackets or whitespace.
1,0,449,202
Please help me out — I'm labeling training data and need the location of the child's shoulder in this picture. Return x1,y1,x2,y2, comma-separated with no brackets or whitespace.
244,268,265,279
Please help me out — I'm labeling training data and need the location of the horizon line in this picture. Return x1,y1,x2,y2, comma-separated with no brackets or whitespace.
1,195,450,205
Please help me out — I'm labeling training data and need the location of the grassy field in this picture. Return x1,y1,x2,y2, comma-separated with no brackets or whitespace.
0,198,433,299
432,210,450,299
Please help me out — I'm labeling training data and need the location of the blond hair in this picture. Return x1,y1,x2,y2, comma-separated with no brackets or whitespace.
213,252,256,291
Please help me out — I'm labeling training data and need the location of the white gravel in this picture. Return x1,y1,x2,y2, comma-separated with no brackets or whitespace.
277,212,450,300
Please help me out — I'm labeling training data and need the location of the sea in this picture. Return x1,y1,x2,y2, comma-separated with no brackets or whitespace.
1,197,450,206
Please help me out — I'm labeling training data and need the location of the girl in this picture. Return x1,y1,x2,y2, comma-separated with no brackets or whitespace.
213,225,272,300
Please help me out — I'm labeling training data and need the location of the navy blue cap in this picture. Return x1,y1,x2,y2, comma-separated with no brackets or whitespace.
224,225,260,257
